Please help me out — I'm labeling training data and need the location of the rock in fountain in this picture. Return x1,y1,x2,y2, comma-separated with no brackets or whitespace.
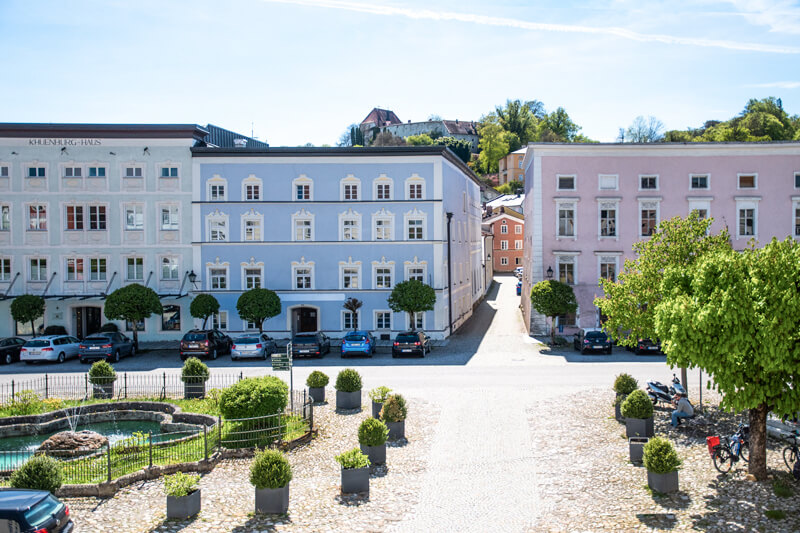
36,430,108,457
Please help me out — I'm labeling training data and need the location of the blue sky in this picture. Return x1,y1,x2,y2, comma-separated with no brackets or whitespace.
1,0,799,145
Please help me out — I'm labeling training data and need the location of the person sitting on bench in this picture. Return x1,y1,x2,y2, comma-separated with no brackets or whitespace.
671,392,694,427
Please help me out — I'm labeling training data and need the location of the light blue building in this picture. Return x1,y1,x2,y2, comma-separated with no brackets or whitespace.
191,146,484,340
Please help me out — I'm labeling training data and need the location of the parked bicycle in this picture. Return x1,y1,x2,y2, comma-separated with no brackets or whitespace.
707,423,750,473
782,429,799,472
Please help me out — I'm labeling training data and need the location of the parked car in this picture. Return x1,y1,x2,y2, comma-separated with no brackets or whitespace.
290,332,330,358
79,332,135,363
179,329,232,361
0,488,73,533
516,280,522,295
0,337,26,365
341,331,376,358
514,267,524,279
20,335,81,364
231,333,278,360
573,328,612,354
392,331,431,358
628,338,662,355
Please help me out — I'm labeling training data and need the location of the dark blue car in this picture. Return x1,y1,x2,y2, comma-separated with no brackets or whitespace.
0,488,73,532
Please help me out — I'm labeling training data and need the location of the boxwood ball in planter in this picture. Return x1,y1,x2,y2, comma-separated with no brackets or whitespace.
250,449,293,514
335,368,362,410
613,373,638,421
643,436,681,493
368,386,392,419
620,389,654,438
306,370,329,403
380,394,408,441
358,417,388,465
88,360,117,399
336,448,370,494
181,357,210,399
164,472,201,519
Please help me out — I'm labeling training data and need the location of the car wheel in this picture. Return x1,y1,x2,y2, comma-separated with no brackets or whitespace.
392,352,398,358
580,347,586,355
211,348,218,360
113,350,120,363
606,347,612,355
57,352,65,364
3,353,11,365
130,345,136,357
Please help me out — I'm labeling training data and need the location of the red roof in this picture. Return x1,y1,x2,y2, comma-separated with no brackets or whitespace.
361,108,402,127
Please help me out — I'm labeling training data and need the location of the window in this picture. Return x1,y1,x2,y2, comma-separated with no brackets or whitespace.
376,182,391,200
343,311,357,330
162,305,181,331
407,266,424,282
738,174,756,189
500,240,508,250
739,208,755,237
245,268,261,289
500,257,509,266
210,268,227,289
375,217,392,240
515,225,522,234
125,318,145,332
559,262,574,284
515,257,522,265
0,205,8,231
410,312,424,330
28,205,47,231
30,258,47,281
688,198,711,222
0,258,10,281
515,240,522,250
211,311,227,330
210,183,225,200
0,165,8,177
125,205,143,230
293,175,313,201
65,258,84,281
90,258,106,281
344,183,359,200
295,267,312,289
599,174,618,190
640,175,658,190
407,219,423,240
795,203,800,237
16,316,44,336
245,183,260,200
795,173,800,189
161,206,179,230
66,206,84,230
63,166,82,179
690,174,709,190
209,218,227,241
557,175,575,190
556,312,577,327
27,167,46,178
124,166,143,178
599,256,617,282
342,267,359,289
375,311,391,330
342,218,359,240
89,206,106,230
500,222,508,234
375,267,392,289
599,204,617,237
244,219,261,241
639,200,660,237
160,167,179,178
161,257,179,280
557,203,575,237
406,175,424,200
295,219,312,241
126,257,144,280
88,166,106,178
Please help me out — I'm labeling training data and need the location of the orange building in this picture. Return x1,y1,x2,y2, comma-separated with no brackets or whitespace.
484,207,524,272
497,147,526,185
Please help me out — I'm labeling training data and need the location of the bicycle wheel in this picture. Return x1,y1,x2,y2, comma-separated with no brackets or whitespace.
783,446,798,471
740,442,749,463
713,446,734,473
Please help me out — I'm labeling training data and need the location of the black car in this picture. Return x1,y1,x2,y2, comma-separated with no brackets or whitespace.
392,331,431,358
632,338,662,355
573,328,613,354
180,329,232,360
0,488,73,532
290,332,330,358
78,332,135,363
0,337,26,365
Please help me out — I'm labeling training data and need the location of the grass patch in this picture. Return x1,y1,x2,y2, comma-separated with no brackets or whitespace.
773,479,793,498
765,510,786,520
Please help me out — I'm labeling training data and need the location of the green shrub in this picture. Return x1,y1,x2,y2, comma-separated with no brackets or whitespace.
335,448,370,470
613,373,638,396
335,369,362,393
249,449,292,489
306,370,329,388
643,436,681,474
88,360,116,385
380,394,407,422
368,386,392,403
219,376,288,420
10,455,63,494
620,389,653,419
205,388,223,408
163,472,199,497
181,357,210,384
7,390,43,416
358,418,388,446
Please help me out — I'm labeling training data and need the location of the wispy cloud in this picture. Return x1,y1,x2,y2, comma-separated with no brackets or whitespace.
723,0,800,35
747,81,800,89
259,0,800,54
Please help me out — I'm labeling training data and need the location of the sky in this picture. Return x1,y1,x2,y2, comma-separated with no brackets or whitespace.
1,0,799,146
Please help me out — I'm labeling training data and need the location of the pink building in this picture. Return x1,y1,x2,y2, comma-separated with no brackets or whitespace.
520,142,800,335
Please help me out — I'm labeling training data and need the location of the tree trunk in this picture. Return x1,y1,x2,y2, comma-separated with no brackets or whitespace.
748,403,769,480
202,316,208,329
550,316,556,345
258,319,263,334
132,322,139,350
30,320,35,337
681,368,688,394
409,312,415,331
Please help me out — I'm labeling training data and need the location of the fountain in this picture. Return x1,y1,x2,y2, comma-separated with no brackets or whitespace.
34,393,108,457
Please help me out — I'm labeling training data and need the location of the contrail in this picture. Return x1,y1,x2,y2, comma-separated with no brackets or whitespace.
748,81,800,88
259,0,800,54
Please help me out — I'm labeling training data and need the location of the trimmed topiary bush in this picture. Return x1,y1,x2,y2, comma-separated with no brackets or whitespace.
163,472,199,497
621,389,653,419
380,394,407,423
181,357,210,384
368,386,392,403
88,360,116,385
306,371,329,388
335,448,370,469
250,449,292,489
358,418,389,447
10,455,63,494
220,376,288,420
613,373,638,396
335,369,362,393
643,436,682,474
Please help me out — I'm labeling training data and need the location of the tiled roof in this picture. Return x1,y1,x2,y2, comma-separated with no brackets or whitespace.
443,120,478,135
361,108,402,127
202,124,269,148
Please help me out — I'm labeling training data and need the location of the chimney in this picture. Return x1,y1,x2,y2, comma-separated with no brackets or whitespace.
233,138,247,148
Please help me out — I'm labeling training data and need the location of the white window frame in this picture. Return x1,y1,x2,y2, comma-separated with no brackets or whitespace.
500,257,509,266
206,211,229,242
555,199,577,239
688,197,712,221
89,257,107,281
125,256,145,281
339,209,362,241
735,197,760,240
340,174,361,201
514,224,522,234
29,257,47,282
65,204,84,231
160,205,179,231
404,259,427,283
0,164,10,178
407,311,424,331
291,258,315,290
556,174,576,191
638,198,661,238
500,240,508,250
372,257,395,290
500,221,508,234
87,165,107,178
793,196,800,238
241,209,264,242
291,208,314,241
27,204,47,231
341,310,360,331
241,174,262,201
208,265,229,290
158,164,180,179
515,240,523,250
124,204,144,231
0,204,9,231
292,175,313,201
598,174,618,191
596,252,621,283
88,204,107,231
339,258,362,289
405,174,425,200
689,173,710,191
243,266,263,290
372,208,394,241
795,172,800,190
207,175,227,201
404,209,427,241
374,310,392,330
161,256,179,280
210,311,228,330
597,199,620,240
554,252,579,285
0,257,11,281
737,173,758,190
373,174,393,200
25,164,47,179
62,164,83,180
639,174,659,191
123,164,144,179
65,257,84,281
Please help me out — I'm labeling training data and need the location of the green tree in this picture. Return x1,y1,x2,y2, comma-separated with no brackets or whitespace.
654,237,800,480
189,293,220,329
540,107,581,142
529,280,577,345
342,297,363,330
371,131,406,146
10,294,45,337
387,280,436,331
495,99,539,145
406,133,435,146
495,180,523,195
104,284,162,349
434,136,473,164
477,118,510,174
236,288,281,333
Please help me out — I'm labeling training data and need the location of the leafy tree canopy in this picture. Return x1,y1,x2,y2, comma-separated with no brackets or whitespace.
104,284,162,347
529,280,577,344
495,180,523,195
189,293,220,329
236,288,281,333
405,133,435,146
10,294,45,335
434,136,472,164
387,280,436,330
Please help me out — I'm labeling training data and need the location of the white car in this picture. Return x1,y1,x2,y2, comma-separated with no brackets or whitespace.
514,267,524,278
231,334,278,360
20,335,81,364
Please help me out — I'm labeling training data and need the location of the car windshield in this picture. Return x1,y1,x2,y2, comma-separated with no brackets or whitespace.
396,334,418,342
183,333,207,341
25,340,49,347
24,494,63,528
586,331,607,340
345,334,366,341
84,336,111,342
235,337,259,344
293,335,315,343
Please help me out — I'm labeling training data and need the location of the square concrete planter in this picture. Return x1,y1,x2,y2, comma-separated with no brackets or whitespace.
255,484,290,514
183,382,206,399
386,420,405,441
309,387,325,403
92,382,114,400
166,488,201,519
360,443,386,465
341,467,369,494
336,390,361,410
371,401,383,419
629,437,649,464
615,394,627,422
625,417,654,438
647,470,679,493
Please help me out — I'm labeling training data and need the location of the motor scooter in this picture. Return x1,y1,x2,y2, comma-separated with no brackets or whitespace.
646,373,685,406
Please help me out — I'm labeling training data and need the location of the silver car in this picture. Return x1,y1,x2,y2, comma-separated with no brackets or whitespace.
231,334,278,360
20,335,81,364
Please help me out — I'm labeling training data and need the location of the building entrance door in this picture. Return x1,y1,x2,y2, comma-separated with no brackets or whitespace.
75,307,102,339
292,307,318,333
